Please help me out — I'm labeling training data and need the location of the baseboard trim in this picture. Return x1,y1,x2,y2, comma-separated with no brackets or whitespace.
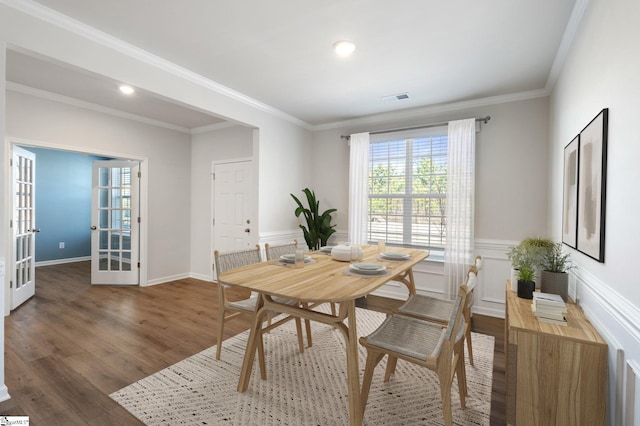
0,385,10,403
35,256,91,267
144,273,190,287
189,272,212,283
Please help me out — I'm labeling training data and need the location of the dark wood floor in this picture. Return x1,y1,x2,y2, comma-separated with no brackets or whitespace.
0,262,506,425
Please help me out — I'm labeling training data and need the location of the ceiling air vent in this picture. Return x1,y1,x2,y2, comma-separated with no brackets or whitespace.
381,92,410,102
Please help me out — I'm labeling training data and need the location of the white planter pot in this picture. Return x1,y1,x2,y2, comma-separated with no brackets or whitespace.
510,268,519,291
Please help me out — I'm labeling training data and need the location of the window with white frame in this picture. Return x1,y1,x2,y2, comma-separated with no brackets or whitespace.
368,127,448,250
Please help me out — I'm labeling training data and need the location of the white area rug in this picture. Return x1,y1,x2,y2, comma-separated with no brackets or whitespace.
111,308,494,425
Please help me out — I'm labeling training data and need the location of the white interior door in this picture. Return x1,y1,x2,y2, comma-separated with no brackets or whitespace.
91,160,140,285
213,160,255,255
11,146,38,310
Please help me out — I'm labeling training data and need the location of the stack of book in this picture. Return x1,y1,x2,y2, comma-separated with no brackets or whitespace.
532,292,567,325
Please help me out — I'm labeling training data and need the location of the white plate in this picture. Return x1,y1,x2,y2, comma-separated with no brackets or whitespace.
280,254,311,263
350,263,386,274
381,252,410,260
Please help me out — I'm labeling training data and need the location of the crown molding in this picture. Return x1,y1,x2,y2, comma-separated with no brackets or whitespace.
545,0,591,92
0,0,311,130
7,81,192,133
311,88,549,132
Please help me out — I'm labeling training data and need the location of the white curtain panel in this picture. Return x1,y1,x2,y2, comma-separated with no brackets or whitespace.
348,132,370,244
445,119,476,299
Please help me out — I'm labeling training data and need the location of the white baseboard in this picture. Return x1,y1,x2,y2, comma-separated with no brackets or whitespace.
0,385,10,403
190,272,213,282
35,256,91,267
144,273,190,287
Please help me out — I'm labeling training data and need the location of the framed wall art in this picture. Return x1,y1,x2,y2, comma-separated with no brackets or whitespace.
562,135,579,248
576,108,608,262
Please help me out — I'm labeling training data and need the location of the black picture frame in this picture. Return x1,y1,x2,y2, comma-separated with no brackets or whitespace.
562,135,579,249
576,108,608,262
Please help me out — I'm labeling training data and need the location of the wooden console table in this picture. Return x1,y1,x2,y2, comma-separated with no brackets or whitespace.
505,282,607,425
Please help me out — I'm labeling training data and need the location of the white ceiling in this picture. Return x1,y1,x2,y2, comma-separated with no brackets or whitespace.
6,0,579,129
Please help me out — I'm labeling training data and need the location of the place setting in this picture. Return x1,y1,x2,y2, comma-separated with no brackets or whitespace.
378,251,411,262
344,262,389,277
375,241,412,262
273,252,315,266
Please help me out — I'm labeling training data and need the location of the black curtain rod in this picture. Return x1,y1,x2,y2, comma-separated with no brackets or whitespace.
340,116,491,140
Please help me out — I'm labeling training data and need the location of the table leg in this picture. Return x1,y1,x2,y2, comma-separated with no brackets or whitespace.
237,302,268,392
394,268,417,296
344,300,363,426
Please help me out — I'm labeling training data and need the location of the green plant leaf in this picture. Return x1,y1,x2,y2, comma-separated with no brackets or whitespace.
291,188,337,251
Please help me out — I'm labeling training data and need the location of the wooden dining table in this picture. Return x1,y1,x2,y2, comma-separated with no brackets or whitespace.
217,244,429,426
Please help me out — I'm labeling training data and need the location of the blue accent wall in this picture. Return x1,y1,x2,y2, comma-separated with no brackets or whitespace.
23,147,108,262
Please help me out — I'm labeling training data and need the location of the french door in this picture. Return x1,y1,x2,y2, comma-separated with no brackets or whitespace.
91,160,140,285
11,146,38,310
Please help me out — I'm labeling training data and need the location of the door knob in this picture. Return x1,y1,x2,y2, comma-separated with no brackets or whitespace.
91,226,97,230
244,228,250,233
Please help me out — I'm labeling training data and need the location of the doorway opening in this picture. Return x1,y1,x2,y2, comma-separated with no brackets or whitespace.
5,140,148,314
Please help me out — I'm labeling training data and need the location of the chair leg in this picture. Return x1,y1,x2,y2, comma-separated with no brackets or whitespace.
360,349,385,418
330,302,337,316
295,317,305,353
384,355,398,382
465,324,474,366
438,365,453,426
216,307,226,360
454,342,467,408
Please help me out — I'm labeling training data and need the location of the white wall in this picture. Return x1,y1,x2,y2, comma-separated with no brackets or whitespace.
550,0,640,424
311,97,551,317
257,121,314,245
6,90,192,284
190,125,254,280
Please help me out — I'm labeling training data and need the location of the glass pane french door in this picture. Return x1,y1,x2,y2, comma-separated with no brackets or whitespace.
11,146,37,310
91,160,139,285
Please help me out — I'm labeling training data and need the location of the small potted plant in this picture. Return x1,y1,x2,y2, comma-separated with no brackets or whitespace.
520,237,555,287
516,266,536,299
506,244,536,298
540,242,573,301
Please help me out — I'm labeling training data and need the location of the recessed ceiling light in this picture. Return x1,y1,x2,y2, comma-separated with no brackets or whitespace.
333,40,355,57
119,85,135,95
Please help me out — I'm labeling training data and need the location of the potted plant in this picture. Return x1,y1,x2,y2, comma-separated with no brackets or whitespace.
516,266,536,299
507,237,554,290
520,237,555,287
507,245,536,298
291,188,337,250
540,242,573,301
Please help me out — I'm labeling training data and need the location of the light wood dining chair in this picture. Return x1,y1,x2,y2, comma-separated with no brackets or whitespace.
214,245,306,365
264,240,312,347
395,256,482,365
359,284,470,426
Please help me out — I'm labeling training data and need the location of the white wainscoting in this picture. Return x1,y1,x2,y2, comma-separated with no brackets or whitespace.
573,267,640,426
372,238,515,319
